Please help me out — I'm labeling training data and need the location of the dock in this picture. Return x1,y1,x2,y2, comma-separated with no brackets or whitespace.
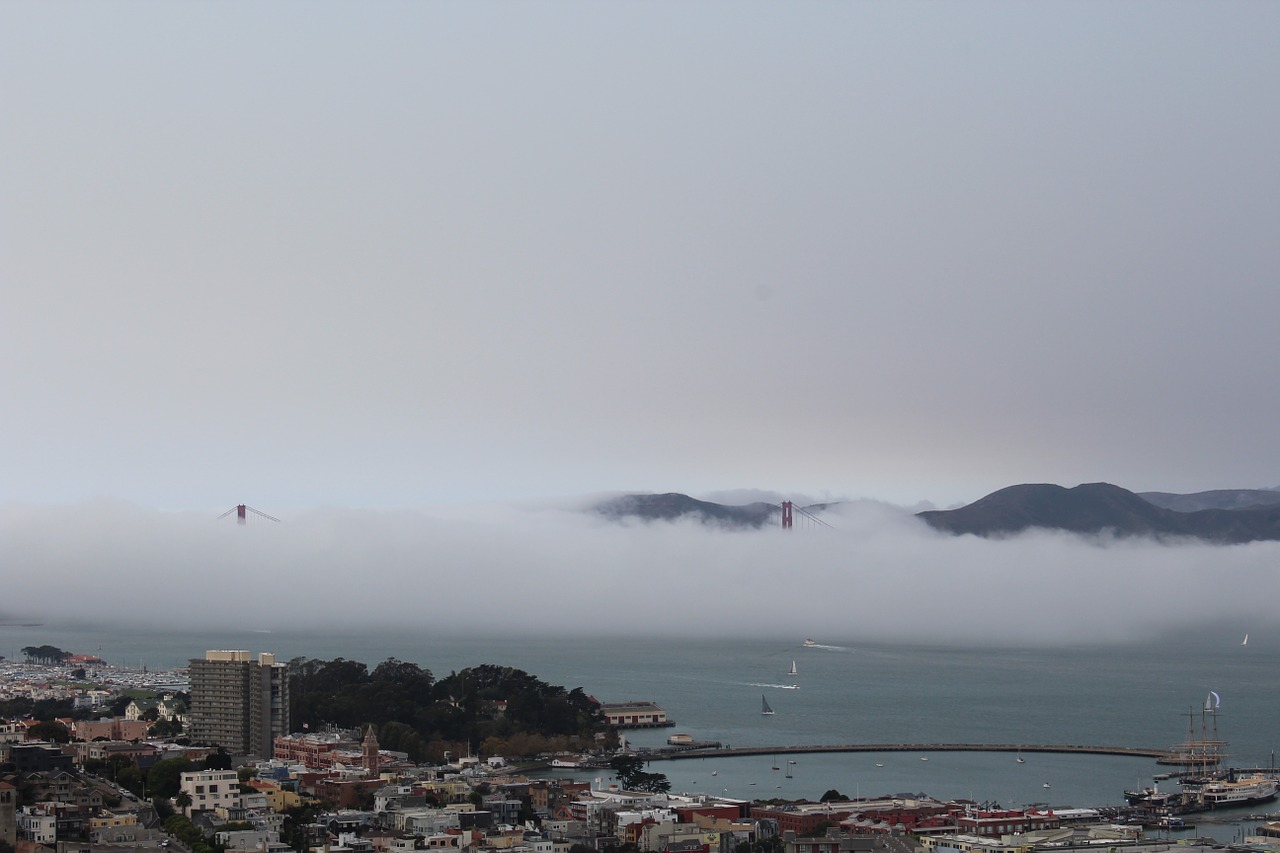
644,743,1167,761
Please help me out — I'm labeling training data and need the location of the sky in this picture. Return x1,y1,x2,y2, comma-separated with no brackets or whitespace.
4,4,1280,642
4,2,1279,513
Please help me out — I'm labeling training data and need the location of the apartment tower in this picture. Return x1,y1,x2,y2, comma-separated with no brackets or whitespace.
188,650,289,757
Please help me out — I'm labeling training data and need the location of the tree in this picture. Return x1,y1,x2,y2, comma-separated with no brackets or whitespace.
606,754,669,793
21,645,71,665
607,754,645,786
147,756,194,799
819,789,846,802
203,748,233,770
27,720,71,743
174,791,192,811
117,767,144,797
149,718,183,738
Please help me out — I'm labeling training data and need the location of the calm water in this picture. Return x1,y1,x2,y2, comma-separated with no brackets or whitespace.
4,622,1276,822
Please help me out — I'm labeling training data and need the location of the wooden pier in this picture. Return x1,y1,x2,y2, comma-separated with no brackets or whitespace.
645,743,1167,761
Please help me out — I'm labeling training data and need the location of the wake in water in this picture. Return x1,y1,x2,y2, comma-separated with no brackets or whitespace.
748,682,799,690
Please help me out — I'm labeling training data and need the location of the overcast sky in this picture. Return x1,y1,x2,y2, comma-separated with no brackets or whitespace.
4,2,1279,513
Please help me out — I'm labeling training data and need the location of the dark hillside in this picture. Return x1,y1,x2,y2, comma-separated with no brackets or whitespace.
1139,489,1280,512
596,492,776,528
918,482,1280,543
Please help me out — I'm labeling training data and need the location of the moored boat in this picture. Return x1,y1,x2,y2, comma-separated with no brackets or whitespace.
1190,774,1279,809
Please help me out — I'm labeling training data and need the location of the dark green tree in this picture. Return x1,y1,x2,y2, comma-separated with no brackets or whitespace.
203,748,233,770
607,754,669,793
117,766,144,797
21,645,71,664
147,756,194,799
27,720,71,743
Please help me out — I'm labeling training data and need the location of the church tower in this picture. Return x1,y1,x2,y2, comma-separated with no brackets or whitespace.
362,725,380,776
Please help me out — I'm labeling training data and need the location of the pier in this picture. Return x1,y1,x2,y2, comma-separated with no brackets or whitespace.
645,743,1168,761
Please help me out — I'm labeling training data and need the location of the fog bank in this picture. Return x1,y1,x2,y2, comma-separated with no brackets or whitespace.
3,499,1275,646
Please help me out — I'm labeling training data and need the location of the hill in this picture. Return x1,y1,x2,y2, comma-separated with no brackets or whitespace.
1138,488,1280,512
594,493,777,528
917,482,1280,543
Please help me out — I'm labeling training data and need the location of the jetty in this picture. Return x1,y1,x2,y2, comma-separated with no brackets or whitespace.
645,743,1166,761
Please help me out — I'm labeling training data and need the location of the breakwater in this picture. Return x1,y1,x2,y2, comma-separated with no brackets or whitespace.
648,743,1167,761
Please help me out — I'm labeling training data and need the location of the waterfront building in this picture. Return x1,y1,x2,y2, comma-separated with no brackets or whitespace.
600,702,672,728
188,650,289,757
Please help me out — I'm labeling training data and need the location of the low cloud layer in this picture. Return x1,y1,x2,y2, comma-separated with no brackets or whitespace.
4,498,1277,646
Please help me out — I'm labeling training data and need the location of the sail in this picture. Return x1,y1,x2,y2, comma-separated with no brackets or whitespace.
761,694,774,714
788,660,798,676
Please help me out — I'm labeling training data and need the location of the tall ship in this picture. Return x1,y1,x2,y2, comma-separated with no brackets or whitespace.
1157,692,1228,773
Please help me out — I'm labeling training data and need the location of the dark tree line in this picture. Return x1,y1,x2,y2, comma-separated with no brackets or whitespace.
288,657,605,762
22,645,72,664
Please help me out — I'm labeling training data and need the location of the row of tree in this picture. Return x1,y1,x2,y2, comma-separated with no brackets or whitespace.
21,645,73,664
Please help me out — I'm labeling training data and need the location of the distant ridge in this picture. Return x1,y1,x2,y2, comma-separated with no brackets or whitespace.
595,493,777,528
917,482,1280,543
1138,489,1280,513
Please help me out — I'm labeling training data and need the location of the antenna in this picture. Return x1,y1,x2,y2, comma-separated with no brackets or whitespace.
217,504,281,525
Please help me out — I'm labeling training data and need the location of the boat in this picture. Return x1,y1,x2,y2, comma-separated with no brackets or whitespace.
920,756,929,761
875,763,884,768
803,638,817,647
1017,749,1025,763
1243,634,1249,646
711,770,717,776
787,660,798,677
1043,783,1051,789
761,695,774,716
1124,782,1181,808
1189,774,1279,808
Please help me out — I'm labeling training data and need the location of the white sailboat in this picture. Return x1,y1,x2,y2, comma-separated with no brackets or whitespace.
1243,634,1249,646
788,660,798,677
761,694,775,716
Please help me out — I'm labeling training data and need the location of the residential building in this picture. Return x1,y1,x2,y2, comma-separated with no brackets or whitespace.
180,769,241,817
188,650,289,757
0,780,15,848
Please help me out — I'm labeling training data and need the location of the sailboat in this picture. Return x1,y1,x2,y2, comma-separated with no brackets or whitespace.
1243,634,1249,646
761,695,775,716
1017,749,1025,763
788,660,798,677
